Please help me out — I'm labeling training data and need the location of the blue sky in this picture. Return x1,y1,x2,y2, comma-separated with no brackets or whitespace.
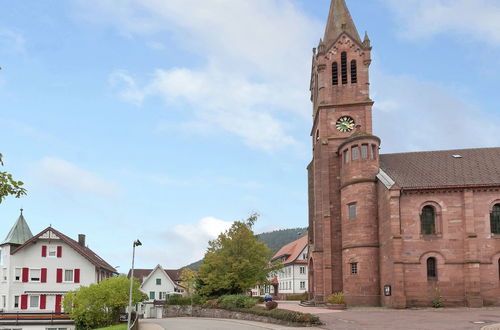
1,0,499,270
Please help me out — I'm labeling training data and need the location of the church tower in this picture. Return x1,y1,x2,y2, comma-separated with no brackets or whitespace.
308,0,381,305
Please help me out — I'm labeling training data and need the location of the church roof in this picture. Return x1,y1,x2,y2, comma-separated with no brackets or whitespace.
1,210,33,246
380,147,500,190
324,0,362,47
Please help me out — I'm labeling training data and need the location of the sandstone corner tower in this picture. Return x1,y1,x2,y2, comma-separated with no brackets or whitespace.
308,0,381,305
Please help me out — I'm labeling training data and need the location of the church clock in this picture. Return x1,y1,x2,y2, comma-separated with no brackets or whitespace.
336,116,355,133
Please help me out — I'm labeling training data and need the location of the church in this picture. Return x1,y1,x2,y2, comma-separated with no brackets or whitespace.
307,0,500,308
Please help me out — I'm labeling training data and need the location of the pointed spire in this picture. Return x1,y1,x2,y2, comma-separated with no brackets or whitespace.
2,209,34,245
324,0,362,46
363,31,371,48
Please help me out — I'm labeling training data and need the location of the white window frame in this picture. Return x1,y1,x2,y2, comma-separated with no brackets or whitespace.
14,268,22,282
64,269,74,283
300,266,306,274
13,295,19,309
300,281,306,289
3,267,7,281
30,268,41,283
2,295,6,308
29,295,40,309
48,246,58,258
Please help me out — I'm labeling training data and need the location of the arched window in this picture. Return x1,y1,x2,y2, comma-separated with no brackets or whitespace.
491,204,500,234
351,60,357,84
332,62,339,86
341,52,348,85
421,205,436,235
427,257,437,280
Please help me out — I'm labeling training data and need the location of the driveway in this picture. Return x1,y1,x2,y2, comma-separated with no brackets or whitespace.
141,317,322,330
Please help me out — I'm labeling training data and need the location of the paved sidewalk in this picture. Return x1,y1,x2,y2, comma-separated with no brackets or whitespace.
141,317,323,329
482,324,500,330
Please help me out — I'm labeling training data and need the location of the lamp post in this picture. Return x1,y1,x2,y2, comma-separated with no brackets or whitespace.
127,239,142,330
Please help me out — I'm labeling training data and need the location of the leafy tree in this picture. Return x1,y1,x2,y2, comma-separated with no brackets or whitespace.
180,268,198,296
0,153,27,204
198,213,281,296
63,275,147,329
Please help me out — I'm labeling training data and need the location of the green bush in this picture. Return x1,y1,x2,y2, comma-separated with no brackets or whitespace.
327,292,346,305
166,295,192,306
254,296,264,303
285,293,308,301
229,306,321,325
217,295,257,309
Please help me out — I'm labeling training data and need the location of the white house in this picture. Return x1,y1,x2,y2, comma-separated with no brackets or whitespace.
128,265,185,318
263,235,308,298
0,211,117,318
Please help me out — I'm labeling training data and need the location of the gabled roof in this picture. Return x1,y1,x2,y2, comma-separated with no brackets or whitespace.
128,267,182,284
380,147,500,190
2,211,33,246
324,0,362,47
272,235,308,265
11,227,117,273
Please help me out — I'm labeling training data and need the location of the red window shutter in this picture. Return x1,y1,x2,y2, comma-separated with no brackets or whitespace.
40,295,47,310
74,269,80,283
56,268,63,283
21,295,28,310
57,246,62,258
42,245,47,257
22,268,29,282
55,295,62,313
41,268,47,283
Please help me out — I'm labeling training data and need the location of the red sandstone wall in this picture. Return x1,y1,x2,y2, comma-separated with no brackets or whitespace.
377,183,394,307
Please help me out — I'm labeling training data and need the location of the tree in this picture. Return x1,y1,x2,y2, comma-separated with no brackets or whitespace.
198,213,281,297
180,268,198,297
63,275,147,329
0,153,27,204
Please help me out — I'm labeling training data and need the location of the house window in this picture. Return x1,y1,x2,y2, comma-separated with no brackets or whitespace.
349,203,357,220
14,295,19,308
491,204,500,234
29,295,40,308
427,257,437,280
361,144,368,159
371,145,377,159
352,146,359,160
30,269,41,282
351,60,357,83
350,263,358,275
2,295,5,308
300,281,306,289
332,62,339,85
156,278,161,285
64,270,74,282
15,268,21,281
48,246,57,258
302,253,307,259
344,149,350,164
421,205,436,235
300,266,306,274
341,52,348,85
149,291,155,300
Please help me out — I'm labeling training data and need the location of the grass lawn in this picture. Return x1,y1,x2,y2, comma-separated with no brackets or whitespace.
94,325,127,330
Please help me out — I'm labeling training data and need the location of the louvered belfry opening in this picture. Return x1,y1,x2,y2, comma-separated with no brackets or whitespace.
332,62,339,85
351,60,357,83
341,52,348,85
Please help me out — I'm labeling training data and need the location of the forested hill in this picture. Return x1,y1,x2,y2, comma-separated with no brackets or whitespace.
183,227,307,270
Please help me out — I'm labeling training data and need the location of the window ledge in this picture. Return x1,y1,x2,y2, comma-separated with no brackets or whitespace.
421,234,442,240
491,234,500,239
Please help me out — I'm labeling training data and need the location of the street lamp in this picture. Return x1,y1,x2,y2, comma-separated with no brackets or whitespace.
127,239,142,330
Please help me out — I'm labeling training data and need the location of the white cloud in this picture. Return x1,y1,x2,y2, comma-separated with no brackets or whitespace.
372,70,500,153
0,28,26,54
383,0,500,45
37,157,120,198
135,216,233,268
76,0,320,152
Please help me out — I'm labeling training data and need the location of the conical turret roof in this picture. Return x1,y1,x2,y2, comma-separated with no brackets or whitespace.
2,210,33,245
324,0,362,46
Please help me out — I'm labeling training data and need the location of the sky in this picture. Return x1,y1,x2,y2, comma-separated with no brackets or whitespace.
1,0,500,271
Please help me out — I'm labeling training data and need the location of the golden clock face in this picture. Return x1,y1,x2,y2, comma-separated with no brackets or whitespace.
336,116,355,133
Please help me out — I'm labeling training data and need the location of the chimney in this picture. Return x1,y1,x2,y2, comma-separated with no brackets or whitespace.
78,234,86,247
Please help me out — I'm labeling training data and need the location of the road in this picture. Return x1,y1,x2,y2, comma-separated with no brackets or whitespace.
141,317,321,330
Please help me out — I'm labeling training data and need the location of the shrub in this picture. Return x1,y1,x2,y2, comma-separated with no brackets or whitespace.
237,306,321,325
254,296,265,303
265,301,278,310
432,288,443,308
166,295,192,306
217,295,257,309
285,293,308,301
327,292,346,305
203,299,218,308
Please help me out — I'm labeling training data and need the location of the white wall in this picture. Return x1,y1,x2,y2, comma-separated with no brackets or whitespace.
140,267,176,302
275,246,308,294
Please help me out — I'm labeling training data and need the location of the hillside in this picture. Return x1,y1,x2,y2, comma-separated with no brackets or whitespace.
183,227,307,270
